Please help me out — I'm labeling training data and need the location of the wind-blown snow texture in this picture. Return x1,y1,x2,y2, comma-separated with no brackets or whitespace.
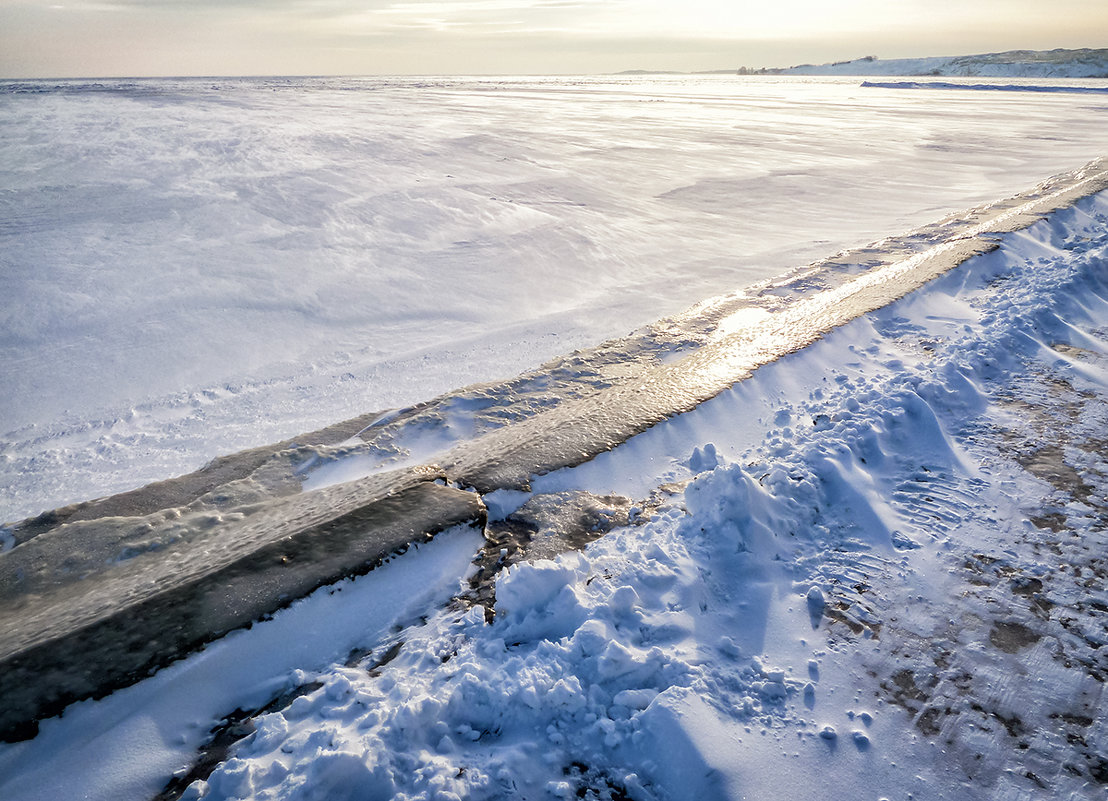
2,75,1107,521
5,191,1104,800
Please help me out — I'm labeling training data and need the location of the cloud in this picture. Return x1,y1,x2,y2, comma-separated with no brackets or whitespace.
69,0,601,13
32,0,623,38
99,0,329,6
306,0,627,40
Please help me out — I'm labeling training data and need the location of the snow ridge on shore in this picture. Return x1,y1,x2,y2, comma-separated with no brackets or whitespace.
5,187,1103,800
180,192,1108,801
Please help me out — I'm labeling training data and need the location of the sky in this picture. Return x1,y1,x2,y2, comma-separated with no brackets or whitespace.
0,0,1106,78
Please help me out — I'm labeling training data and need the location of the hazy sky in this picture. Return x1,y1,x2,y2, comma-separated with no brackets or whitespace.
1,0,1105,78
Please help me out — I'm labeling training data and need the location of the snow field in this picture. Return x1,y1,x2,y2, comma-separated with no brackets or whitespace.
138,195,1108,798
4,75,1108,521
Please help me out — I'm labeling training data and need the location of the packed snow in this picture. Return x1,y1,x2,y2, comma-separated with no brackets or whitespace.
3,74,1108,521
3,186,1105,800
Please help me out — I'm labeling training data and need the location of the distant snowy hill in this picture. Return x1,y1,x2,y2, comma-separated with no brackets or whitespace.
782,48,1108,78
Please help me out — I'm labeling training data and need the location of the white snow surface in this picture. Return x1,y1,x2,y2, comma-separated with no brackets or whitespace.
4,190,1106,800
3,74,1108,520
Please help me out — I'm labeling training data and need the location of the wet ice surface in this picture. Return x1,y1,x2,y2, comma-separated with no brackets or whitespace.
3,74,1108,520
4,189,1106,800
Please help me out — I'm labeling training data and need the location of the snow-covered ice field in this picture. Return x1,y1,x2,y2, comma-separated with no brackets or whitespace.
3,74,1108,801
3,74,1108,521
3,176,1106,801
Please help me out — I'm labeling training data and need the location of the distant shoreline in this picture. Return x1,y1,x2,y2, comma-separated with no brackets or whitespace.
618,47,1108,79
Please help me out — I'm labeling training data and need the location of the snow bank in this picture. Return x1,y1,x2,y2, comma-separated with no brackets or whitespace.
40,190,1099,800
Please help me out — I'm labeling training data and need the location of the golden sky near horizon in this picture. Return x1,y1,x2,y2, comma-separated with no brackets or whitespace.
1,0,1106,77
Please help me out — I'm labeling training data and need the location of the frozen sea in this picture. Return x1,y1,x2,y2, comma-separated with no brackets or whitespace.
2,74,1107,520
